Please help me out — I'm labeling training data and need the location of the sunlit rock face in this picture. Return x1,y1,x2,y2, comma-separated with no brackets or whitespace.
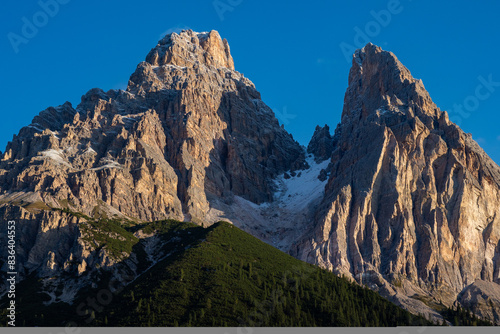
0,29,305,300
295,43,500,323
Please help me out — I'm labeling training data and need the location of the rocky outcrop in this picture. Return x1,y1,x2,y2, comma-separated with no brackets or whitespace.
458,280,500,324
295,43,500,323
1,101,184,222
0,204,141,303
307,125,334,163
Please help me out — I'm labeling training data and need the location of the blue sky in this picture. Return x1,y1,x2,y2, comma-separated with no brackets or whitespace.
1,0,500,164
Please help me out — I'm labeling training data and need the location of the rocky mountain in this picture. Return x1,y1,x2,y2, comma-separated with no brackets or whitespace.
0,29,305,281
0,30,499,325
294,43,500,323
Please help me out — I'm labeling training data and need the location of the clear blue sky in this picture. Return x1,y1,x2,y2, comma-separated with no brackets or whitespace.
1,0,500,164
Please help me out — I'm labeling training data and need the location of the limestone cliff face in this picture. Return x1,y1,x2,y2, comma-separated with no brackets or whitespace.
295,43,500,323
1,98,183,222
0,30,304,291
0,30,304,220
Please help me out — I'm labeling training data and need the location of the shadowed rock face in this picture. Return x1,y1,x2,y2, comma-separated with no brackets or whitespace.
307,125,334,163
295,43,500,323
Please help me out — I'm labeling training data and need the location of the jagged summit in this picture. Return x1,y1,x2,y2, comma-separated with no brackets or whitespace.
0,30,308,312
145,29,235,70
0,28,305,231
307,125,333,163
343,43,440,125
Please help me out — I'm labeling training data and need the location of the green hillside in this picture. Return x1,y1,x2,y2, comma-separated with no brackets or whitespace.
93,220,430,326
2,219,433,327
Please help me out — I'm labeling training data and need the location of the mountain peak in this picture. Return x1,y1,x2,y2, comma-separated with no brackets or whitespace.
297,43,500,324
145,29,235,70
352,42,379,68
342,43,440,124
307,124,333,162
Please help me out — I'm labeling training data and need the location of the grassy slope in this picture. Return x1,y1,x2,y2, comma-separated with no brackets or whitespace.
93,221,430,327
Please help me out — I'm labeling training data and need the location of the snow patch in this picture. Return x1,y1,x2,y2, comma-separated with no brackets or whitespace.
376,108,389,115
196,31,210,39
84,147,96,155
90,159,123,171
273,157,330,213
354,49,364,67
49,130,60,139
207,156,330,251
40,277,79,305
39,149,71,168
121,116,138,122
27,124,45,132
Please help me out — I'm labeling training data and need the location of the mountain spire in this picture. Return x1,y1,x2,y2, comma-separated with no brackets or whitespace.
145,29,235,70
342,43,440,125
